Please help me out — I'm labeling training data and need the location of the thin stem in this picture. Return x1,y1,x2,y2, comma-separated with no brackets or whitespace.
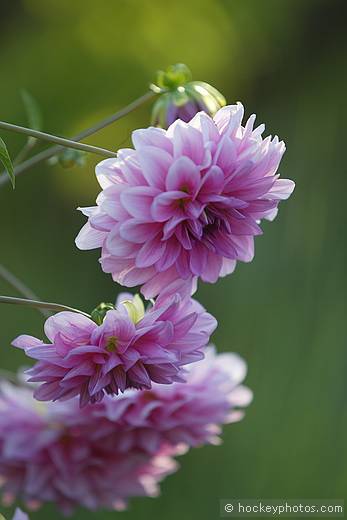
0,121,117,158
0,264,50,318
0,295,91,318
76,90,156,137
13,138,37,166
0,90,156,186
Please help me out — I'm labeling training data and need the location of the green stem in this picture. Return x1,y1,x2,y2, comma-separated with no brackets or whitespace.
0,263,50,318
76,90,156,136
13,138,37,166
0,90,156,186
0,295,91,318
0,121,117,158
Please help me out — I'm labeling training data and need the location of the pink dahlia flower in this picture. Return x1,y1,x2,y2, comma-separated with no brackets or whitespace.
0,378,176,514
90,346,252,455
76,103,295,298
12,292,216,406
0,347,251,513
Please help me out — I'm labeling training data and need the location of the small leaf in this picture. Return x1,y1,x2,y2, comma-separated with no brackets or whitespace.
20,89,42,131
0,137,15,188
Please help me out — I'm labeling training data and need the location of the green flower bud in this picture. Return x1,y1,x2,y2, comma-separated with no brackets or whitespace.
150,63,226,129
58,149,87,169
119,294,145,324
154,63,192,90
90,302,115,325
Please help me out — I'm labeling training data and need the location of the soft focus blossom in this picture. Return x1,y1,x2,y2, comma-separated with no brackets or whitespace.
76,103,295,298
91,346,253,455
0,379,176,514
0,348,251,514
12,292,216,407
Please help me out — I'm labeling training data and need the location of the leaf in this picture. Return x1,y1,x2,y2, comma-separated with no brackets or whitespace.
0,137,15,188
20,89,42,131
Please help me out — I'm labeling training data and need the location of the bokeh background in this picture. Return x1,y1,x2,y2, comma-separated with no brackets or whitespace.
1,0,346,518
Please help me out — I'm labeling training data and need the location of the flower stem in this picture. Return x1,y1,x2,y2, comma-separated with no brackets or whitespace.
0,90,156,187
0,295,91,318
13,138,37,166
0,264,50,318
0,121,117,158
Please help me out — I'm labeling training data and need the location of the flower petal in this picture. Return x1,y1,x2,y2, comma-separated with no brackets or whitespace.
120,186,160,219
75,222,106,250
166,156,201,193
137,146,172,189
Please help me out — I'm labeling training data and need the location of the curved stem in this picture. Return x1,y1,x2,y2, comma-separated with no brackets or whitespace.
76,90,156,137
13,138,37,166
0,264,50,318
0,121,117,158
0,90,156,186
0,295,91,318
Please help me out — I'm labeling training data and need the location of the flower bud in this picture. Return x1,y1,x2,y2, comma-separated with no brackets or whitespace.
118,294,145,324
90,302,115,325
58,149,86,169
150,63,226,128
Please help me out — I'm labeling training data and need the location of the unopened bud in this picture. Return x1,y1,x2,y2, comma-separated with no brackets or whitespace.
58,149,86,169
90,302,115,325
150,64,226,128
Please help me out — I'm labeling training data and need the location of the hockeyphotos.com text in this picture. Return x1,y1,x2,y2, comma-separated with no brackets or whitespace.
220,499,344,517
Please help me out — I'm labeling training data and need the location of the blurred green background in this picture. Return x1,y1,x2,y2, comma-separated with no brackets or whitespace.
1,0,346,518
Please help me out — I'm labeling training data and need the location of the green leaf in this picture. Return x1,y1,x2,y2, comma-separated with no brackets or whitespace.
20,89,42,131
0,137,15,188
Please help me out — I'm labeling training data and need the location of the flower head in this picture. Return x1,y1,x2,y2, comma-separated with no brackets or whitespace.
76,103,295,298
12,292,216,407
0,378,176,514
